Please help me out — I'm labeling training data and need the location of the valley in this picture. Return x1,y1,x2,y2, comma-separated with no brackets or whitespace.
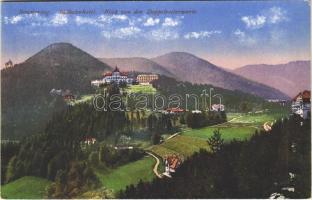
0,42,307,199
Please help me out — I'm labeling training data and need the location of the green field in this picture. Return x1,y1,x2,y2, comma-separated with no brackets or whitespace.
148,112,284,160
183,126,257,141
229,113,280,125
1,176,51,199
227,112,243,121
148,135,209,160
126,84,157,94
95,156,155,193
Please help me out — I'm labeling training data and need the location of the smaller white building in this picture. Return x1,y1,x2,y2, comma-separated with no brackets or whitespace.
292,90,311,119
211,104,225,111
84,137,96,145
192,110,202,114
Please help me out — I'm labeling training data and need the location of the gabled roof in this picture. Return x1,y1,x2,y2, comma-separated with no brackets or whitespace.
113,66,120,72
293,90,311,101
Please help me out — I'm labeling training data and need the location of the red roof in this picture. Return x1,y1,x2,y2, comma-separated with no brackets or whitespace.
167,108,184,112
302,90,311,99
166,155,181,169
103,72,112,76
293,90,311,102
102,69,128,77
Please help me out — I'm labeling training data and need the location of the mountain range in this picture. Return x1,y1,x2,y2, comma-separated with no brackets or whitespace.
3,42,304,139
234,61,310,98
100,52,289,100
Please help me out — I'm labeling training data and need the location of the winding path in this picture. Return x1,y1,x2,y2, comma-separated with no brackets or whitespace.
146,152,163,178
146,131,182,178
166,132,181,140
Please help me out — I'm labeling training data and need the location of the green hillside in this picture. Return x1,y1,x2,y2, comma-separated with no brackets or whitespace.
148,112,287,160
1,176,51,199
95,156,155,193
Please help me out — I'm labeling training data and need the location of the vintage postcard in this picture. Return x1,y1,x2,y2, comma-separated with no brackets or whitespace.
1,1,311,199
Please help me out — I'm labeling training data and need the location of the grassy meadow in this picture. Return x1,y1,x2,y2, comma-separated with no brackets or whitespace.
1,176,51,199
126,84,157,94
148,112,285,161
95,156,156,193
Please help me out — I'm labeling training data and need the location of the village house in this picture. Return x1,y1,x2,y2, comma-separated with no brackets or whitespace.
136,74,159,84
84,136,96,145
291,90,311,119
50,88,76,101
211,104,225,111
163,155,182,178
91,66,134,87
4,60,13,68
165,107,185,114
192,109,202,114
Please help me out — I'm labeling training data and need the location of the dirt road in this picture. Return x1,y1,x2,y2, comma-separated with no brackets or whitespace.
146,152,163,178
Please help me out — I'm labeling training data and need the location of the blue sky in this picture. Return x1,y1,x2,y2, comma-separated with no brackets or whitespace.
1,1,310,69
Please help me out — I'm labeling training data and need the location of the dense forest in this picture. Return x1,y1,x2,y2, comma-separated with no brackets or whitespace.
152,76,267,112
1,84,183,198
119,115,311,198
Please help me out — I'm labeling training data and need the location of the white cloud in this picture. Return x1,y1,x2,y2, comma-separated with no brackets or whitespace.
75,16,97,26
143,17,160,26
184,30,221,39
102,26,141,39
98,14,128,24
51,13,68,26
111,15,128,21
4,15,23,24
4,13,47,25
267,7,287,24
146,27,179,41
75,14,129,27
241,7,287,29
117,26,141,37
241,15,266,29
233,29,257,46
234,29,245,38
10,15,23,24
162,17,180,27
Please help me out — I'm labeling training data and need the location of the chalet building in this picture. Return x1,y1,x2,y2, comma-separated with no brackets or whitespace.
91,66,134,87
4,60,13,68
211,104,225,111
165,108,185,114
64,94,75,101
50,88,63,96
50,88,75,101
163,155,182,178
291,90,311,119
192,109,202,114
136,74,159,84
84,136,96,145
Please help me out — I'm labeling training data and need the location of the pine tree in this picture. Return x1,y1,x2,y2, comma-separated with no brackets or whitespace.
207,129,224,153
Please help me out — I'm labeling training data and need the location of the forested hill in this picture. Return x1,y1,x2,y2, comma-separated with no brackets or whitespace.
1,43,111,139
152,76,270,112
151,52,289,100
